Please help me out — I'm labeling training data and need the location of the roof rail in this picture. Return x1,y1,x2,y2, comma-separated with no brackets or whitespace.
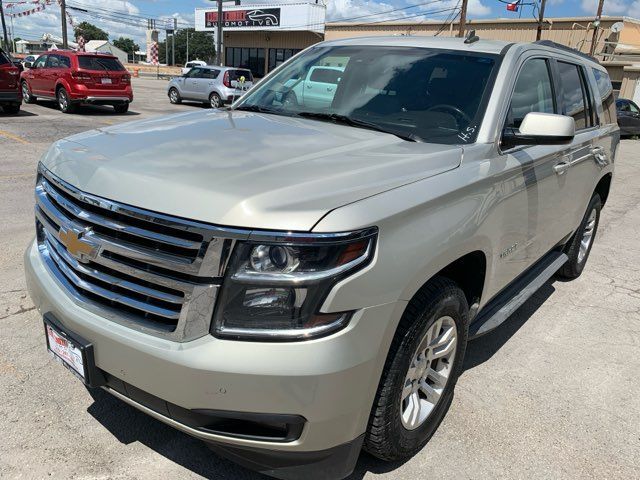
533,40,600,65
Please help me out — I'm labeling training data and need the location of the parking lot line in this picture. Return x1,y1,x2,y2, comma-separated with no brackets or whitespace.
0,130,29,145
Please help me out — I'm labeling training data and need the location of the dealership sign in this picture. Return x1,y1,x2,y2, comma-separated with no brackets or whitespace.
205,8,281,28
195,2,326,33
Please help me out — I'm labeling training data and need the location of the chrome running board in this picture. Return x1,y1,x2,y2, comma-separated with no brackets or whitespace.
469,251,568,338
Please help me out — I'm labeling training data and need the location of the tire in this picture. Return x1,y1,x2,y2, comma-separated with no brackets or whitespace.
168,87,181,104
57,87,76,114
557,194,602,280
113,102,129,114
365,277,469,461
2,103,20,115
22,81,35,104
209,92,222,109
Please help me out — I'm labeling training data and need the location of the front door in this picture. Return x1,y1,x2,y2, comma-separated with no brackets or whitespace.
29,54,48,94
491,56,571,290
181,67,205,100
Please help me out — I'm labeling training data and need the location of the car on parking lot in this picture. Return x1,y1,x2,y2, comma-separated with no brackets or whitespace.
167,65,253,108
22,54,37,68
615,98,640,136
20,51,133,113
26,37,617,480
181,59,207,75
0,47,22,114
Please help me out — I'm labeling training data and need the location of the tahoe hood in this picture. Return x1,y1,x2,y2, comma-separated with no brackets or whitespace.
41,110,463,231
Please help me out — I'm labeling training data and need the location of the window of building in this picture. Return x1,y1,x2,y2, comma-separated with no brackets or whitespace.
268,48,301,72
592,68,616,125
557,61,594,130
226,47,265,77
506,58,556,130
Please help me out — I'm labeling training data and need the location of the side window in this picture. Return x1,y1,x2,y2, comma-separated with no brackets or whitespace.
557,61,593,130
506,58,555,129
617,100,630,112
592,68,616,124
186,67,203,78
46,55,61,68
59,55,71,68
33,55,47,68
201,69,219,79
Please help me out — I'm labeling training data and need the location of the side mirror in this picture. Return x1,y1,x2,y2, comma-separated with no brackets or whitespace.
24,61,33,68
502,112,575,149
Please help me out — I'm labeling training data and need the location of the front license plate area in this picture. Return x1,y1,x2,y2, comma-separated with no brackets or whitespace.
43,314,105,388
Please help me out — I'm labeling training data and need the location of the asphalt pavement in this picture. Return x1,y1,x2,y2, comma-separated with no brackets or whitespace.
0,77,639,479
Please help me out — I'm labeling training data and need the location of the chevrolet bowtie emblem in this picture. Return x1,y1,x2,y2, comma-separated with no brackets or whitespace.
58,227,99,263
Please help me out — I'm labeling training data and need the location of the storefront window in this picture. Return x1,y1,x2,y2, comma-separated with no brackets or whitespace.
268,48,301,73
225,47,265,78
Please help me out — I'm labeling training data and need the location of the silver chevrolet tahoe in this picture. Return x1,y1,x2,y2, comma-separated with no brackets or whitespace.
25,37,618,479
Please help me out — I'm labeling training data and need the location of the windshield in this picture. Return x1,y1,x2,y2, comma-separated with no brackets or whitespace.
234,45,498,144
78,56,125,71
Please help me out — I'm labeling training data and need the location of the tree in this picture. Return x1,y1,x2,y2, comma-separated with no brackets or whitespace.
113,37,139,62
158,29,216,65
74,22,108,42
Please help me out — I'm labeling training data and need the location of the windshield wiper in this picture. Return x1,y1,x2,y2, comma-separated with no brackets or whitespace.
296,112,418,142
233,105,282,115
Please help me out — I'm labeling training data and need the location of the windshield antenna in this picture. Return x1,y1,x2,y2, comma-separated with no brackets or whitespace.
464,30,480,44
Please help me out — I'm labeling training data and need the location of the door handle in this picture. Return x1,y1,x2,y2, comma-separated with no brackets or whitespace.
591,146,607,164
553,160,571,175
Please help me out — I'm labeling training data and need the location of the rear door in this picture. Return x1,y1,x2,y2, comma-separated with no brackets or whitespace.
0,49,19,94
553,60,605,233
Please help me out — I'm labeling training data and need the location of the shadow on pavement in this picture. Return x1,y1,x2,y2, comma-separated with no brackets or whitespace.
86,280,557,480
34,100,140,116
1,109,38,117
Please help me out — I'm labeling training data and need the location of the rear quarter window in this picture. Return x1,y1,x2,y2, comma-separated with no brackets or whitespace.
78,56,125,71
592,68,616,125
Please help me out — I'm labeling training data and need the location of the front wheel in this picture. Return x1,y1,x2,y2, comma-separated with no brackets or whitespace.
365,277,468,461
168,87,181,104
209,92,222,109
557,194,602,279
22,81,35,104
57,87,76,114
113,102,129,114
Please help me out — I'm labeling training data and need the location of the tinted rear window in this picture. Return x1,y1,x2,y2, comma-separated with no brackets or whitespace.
229,70,253,81
309,68,342,84
78,56,125,71
0,50,10,65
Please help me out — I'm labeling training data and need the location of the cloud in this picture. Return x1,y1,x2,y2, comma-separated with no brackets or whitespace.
581,0,639,16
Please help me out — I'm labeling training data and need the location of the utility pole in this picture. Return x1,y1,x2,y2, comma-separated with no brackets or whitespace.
172,18,176,66
60,0,68,48
536,0,547,41
217,0,223,65
0,0,10,51
165,31,169,65
590,0,605,56
456,0,468,37
186,31,190,63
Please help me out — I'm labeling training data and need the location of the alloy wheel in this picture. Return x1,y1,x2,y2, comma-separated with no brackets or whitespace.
22,82,30,102
169,89,179,103
578,209,597,264
400,315,457,430
58,90,68,111
210,94,220,108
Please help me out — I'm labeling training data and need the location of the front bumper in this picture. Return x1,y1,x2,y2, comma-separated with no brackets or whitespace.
25,239,403,478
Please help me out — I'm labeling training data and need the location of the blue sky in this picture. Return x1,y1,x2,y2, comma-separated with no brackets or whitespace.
8,0,636,46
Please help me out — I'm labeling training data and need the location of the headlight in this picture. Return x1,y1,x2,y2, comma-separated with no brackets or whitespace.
211,227,378,341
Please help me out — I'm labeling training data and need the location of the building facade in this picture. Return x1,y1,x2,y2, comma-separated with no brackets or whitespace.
195,1,325,77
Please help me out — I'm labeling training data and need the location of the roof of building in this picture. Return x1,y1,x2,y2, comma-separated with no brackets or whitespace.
84,40,110,50
326,15,640,28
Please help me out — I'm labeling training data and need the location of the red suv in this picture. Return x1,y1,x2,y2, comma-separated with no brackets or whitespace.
0,48,21,114
21,51,133,113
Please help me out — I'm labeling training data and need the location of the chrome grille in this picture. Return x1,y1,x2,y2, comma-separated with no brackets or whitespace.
35,166,249,341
